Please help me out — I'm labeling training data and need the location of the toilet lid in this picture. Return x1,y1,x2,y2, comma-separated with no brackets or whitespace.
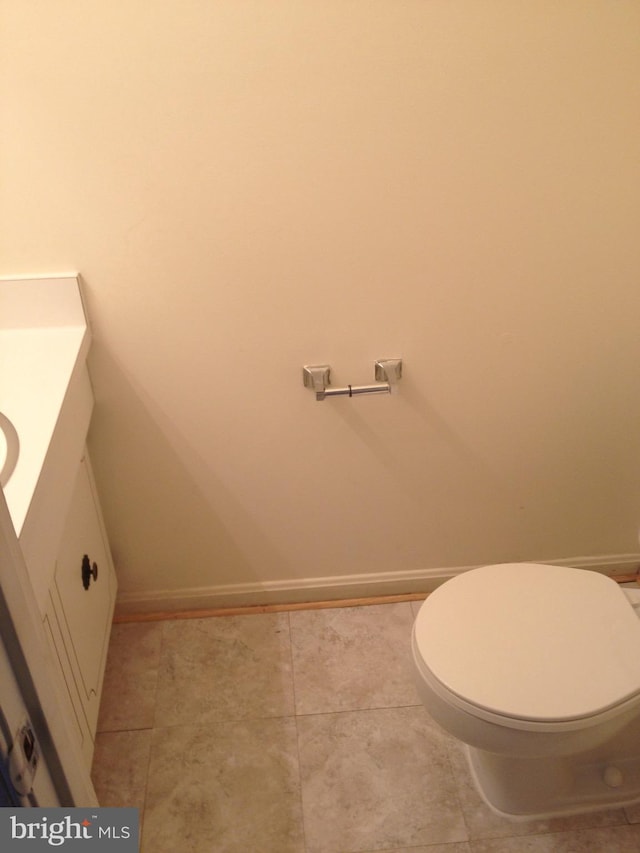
414,563,640,722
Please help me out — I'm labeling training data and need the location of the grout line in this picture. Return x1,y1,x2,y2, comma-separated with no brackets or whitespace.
138,621,167,846
137,730,153,853
95,725,153,735
441,736,472,845
287,611,309,853
287,610,300,719
293,702,424,721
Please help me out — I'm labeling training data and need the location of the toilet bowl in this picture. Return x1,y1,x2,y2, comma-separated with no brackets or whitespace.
411,563,640,818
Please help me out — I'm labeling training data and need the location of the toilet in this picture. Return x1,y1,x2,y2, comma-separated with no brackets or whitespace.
411,562,640,819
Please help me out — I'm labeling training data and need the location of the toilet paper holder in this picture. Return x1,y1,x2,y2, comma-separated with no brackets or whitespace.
303,359,402,401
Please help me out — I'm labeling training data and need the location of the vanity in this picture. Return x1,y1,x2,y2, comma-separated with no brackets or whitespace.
0,276,116,769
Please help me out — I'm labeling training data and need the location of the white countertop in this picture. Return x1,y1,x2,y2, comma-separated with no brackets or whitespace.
0,325,89,535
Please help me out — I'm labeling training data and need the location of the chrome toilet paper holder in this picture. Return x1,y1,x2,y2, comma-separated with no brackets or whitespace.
302,359,402,401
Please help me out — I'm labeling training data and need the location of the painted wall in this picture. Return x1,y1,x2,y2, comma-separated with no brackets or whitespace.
2,2,640,609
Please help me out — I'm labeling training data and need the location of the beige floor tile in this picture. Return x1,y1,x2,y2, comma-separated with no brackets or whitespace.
290,603,419,714
91,729,152,815
94,604,640,853
469,824,640,852
411,598,426,619
97,622,163,732
142,718,304,853
154,612,294,726
446,741,628,841
297,706,468,853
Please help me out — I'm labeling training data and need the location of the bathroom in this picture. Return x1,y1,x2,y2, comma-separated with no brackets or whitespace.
1,1,640,850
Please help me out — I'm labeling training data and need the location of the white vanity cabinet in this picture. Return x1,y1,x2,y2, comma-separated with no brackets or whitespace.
2,276,118,784
43,452,117,768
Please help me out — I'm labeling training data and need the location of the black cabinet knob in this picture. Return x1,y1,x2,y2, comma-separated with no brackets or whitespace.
81,554,99,590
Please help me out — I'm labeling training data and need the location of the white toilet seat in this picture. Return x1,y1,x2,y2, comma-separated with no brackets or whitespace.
413,563,640,729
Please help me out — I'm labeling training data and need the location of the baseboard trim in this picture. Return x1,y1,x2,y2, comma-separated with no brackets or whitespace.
113,553,640,622
114,592,431,623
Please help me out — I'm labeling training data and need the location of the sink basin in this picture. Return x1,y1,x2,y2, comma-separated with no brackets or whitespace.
0,276,93,612
0,411,19,488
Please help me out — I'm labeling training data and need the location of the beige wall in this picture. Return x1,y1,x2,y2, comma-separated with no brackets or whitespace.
2,2,640,610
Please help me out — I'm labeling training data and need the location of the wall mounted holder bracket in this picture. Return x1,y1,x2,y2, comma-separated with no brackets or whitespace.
303,359,402,401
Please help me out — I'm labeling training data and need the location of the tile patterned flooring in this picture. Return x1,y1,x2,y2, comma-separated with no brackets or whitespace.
91,601,640,852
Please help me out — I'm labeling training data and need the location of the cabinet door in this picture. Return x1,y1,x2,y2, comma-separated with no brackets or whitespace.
52,455,117,737
43,602,94,768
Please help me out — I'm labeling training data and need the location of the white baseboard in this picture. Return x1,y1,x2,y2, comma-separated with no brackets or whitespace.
114,553,640,617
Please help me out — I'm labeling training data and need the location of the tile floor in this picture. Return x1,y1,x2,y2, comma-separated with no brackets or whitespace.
91,601,640,852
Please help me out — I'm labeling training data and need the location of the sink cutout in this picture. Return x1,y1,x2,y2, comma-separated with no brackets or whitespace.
0,411,20,488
